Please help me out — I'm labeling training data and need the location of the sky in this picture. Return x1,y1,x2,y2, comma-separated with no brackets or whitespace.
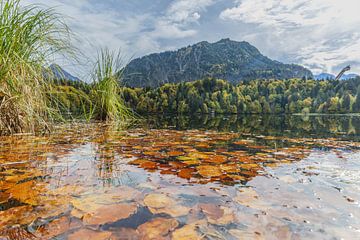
23,0,360,78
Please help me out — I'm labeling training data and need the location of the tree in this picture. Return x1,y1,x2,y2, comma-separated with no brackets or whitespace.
353,87,360,112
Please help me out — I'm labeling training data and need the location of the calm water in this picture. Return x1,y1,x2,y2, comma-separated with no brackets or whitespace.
0,115,359,239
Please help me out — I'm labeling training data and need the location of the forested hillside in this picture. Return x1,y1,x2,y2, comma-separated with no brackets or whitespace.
121,77,360,114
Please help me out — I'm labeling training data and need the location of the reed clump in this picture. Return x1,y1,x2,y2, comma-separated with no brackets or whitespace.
0,0,74,134
90,48,134,124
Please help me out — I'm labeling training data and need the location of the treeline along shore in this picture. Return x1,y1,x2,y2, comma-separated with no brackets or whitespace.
58,77,360,115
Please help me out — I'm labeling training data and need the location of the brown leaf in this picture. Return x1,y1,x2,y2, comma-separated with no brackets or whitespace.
68,228,112,240
177,169,194,179
204,155,227,164
83,203,137,225
168,151,184,157
6,181,42,205
110,228,140,240
196,165,222,177
172,224,201,240
143,194,174,209
140,161,158,170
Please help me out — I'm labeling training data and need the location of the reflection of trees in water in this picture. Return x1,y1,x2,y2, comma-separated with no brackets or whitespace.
94,126,133,187
147,114,360,139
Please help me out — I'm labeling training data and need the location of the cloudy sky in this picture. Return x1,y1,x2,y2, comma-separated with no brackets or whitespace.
23,0,360,77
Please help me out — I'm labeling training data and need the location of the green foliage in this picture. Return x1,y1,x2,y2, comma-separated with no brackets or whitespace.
122,77,360,114
90,48,133,123
0,0,74,134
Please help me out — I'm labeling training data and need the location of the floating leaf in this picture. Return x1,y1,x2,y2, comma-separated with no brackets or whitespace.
140,161,158,170
204,155,227,164
196,165,222,177
240,164,261,170
220,164,240,173
177,169,194,179
168,151,184,157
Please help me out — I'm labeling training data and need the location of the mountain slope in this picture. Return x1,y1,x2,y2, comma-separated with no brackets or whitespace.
48,64,81,82
123,39,313,88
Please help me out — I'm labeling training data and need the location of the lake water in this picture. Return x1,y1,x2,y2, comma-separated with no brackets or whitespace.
0,115,359,239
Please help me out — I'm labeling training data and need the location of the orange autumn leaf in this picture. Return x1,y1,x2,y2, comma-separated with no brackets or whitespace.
205,155,227,164
177,169,194,179
6,181,42,205
168,151,184,157
140,161,158,170
196,165,222,178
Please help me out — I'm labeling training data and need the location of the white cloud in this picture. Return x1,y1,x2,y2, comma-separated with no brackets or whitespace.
220,0,360,74
149,0,215,39
20,0,360,76
167,0,214,23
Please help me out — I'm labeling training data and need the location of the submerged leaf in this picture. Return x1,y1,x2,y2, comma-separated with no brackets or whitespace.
83,203,137,225
172,224,201,240
143,194,173,209
137,218,179,240
68,228,112,240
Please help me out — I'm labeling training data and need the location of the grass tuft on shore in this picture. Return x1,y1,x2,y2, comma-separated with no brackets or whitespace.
0,0,74,134
91,48,134,124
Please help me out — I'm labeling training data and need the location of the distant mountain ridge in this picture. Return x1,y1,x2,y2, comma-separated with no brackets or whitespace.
123,39,313,88
314,73,359,80
47,64,81,82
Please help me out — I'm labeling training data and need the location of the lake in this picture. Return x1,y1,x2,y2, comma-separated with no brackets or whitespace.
0,115,359,239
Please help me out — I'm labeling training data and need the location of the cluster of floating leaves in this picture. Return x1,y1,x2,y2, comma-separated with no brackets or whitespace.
0,123,359,239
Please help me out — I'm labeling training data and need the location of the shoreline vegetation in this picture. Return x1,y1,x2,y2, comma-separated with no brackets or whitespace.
1,0,360,135
0,0,132,135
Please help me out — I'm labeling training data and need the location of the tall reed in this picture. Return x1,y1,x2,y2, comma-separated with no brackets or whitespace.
91,48,134,124
0,0,74,134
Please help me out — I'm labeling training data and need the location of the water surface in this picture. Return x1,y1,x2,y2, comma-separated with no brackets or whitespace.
0,115,359,239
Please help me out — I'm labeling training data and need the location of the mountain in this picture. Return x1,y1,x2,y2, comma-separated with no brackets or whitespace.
47,64,81,82
314,73,335,80
340,74,359,80
123,39,313,88
314,73,359,80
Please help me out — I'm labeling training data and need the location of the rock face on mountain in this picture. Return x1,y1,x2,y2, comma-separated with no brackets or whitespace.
123,39,313,88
